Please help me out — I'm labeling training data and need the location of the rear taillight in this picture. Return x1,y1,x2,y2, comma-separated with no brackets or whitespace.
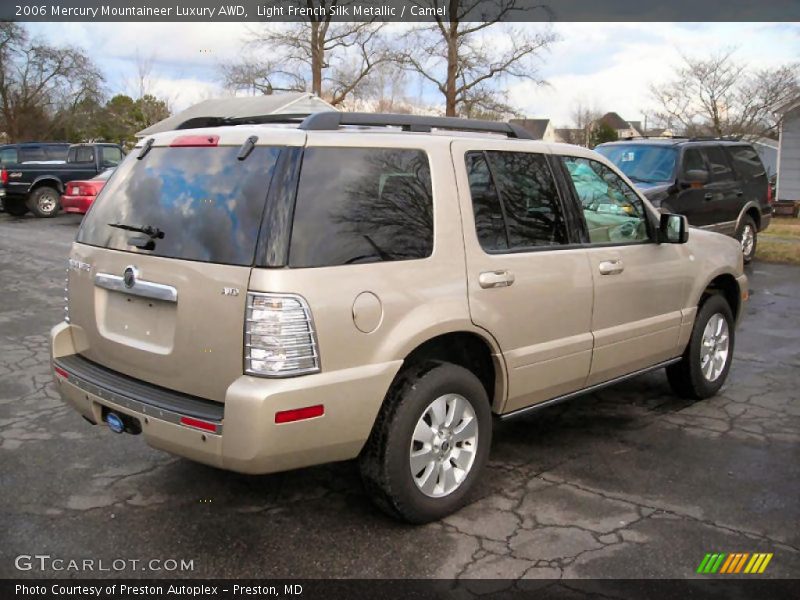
1,169,7,185
767,183,774,205
78,184,98,196
245,293,320,377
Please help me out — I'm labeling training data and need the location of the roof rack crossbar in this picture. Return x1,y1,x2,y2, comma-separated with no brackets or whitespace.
299,112,535,139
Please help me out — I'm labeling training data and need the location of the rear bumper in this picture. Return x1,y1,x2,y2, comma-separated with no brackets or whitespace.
61,195,93,214
50,322,401,474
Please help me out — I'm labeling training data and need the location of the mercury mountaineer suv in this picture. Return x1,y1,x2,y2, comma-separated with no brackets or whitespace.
50,113,748,523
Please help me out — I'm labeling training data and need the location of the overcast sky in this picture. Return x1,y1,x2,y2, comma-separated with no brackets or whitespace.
27,21,800,126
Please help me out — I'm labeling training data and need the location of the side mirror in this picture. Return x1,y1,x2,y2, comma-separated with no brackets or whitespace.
683,169,709,186
659,213,689,244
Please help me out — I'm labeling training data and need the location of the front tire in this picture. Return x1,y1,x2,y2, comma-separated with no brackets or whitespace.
737,216,757,264
359,361,492,524
27,186,60,218
666,295,734,399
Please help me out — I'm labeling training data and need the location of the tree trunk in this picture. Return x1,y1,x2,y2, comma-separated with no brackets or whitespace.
310,22,323,97
445,23,458,116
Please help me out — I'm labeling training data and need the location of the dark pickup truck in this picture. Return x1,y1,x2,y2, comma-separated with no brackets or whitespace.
0,142,125,217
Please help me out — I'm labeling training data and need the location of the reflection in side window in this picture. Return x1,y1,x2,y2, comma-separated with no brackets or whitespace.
561,156,650,244
466,152,507,251
289,148,433,267
465,150,566,252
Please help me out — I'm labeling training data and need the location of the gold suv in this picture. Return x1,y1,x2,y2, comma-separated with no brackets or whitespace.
50,113,747,523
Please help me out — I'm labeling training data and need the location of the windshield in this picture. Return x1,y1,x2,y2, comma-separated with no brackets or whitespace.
77,146,281,266
595,144,677,184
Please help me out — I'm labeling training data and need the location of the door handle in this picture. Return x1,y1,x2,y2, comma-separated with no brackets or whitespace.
704,193,713,201
736,190,743,197
478,270,515,289
598,260,624,275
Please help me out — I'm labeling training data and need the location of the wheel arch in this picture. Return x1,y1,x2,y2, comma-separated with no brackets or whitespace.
29,176,64,194
736,201,761,232
699,273,742,322
392,329,507,414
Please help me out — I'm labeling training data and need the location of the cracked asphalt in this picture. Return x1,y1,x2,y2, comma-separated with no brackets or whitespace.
1,213,798,581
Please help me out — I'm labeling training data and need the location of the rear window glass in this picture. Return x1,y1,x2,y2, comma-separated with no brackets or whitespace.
727,145,766,178
70,146,95,163
288,148,433,268
78,146,280,266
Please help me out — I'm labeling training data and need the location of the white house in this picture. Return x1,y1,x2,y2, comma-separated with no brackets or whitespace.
776,97,800,207
136,93,337,137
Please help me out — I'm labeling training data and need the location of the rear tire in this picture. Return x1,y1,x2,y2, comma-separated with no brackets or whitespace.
359,361,492,524
737,215,757,264
666,295,734,400
3,197,29,217
27,186,60,218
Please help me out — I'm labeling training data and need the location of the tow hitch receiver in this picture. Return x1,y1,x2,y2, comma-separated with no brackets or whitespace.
104,410,142,435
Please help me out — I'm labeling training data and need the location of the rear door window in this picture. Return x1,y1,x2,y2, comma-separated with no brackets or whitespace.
726,145,766,178
703,146,735,181
464,150,567,252
77,146,281,266
288,148,433,267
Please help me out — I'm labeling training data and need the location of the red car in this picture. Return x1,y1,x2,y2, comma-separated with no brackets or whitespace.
61,169,113,214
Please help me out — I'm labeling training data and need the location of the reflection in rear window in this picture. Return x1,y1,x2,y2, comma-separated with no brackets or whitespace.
289,148,433,268
77,146,280,266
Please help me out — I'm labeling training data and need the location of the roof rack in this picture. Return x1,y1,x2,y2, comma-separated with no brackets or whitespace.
176,111,535,139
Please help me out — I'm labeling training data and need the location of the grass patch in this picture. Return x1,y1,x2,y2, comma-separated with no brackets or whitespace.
763,217,800,239
757,238,800,265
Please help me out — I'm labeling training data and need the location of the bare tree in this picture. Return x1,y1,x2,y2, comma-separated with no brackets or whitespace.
220,58,307,96
401,0,557,117
558,101,601,146
650,50,799,139
0,22,104,141
222,2,393,106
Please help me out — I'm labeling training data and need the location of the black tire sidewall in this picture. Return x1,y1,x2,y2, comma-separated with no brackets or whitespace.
686,295,735,397
382,363,492,523
27,187,60,218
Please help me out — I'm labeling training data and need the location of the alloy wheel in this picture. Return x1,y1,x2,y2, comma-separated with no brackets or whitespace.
409,393,478,498
700,313,730,382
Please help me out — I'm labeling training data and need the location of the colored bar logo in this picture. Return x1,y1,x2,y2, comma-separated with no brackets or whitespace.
697,552,773,574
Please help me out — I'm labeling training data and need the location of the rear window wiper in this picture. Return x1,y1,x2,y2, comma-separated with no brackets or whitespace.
108,222,165,239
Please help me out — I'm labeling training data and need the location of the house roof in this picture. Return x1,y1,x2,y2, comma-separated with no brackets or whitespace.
599,112,633,131
509,118,551,139
136,93,336,137
777,96,800,115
